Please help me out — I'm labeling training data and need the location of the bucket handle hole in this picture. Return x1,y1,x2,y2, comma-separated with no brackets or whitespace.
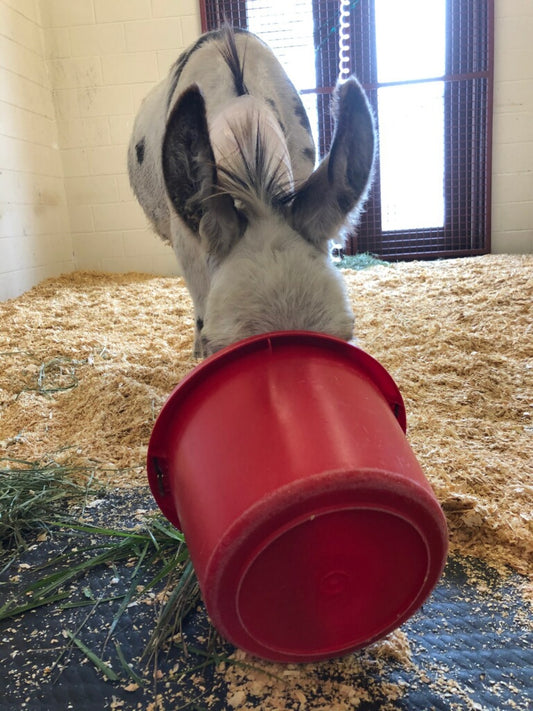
152,457,167,497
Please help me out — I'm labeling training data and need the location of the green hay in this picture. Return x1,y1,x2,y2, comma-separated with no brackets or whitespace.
337,252,390,270
0,456,102,563
0,513,201,675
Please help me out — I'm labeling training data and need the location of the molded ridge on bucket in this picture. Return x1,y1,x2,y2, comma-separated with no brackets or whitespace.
147,331,448,662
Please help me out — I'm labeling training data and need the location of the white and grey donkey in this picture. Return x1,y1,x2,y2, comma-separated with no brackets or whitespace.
128,27,375,357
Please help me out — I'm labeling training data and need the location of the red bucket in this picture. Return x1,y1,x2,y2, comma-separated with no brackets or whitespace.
147,332,448,662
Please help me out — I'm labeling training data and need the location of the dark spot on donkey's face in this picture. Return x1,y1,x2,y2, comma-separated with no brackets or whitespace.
266,98,287,135
135,138,145,165
303,146,315,164
196,317,204,331
293,99,312,132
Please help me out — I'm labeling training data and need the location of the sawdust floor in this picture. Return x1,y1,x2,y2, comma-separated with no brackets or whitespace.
1,254,532,709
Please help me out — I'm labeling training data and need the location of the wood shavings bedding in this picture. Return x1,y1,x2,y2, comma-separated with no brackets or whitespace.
0,255,531,578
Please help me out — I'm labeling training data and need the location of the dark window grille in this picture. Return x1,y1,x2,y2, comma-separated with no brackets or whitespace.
200,0,494,259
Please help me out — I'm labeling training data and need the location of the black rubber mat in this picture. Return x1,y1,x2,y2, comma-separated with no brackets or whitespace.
1,490,531,710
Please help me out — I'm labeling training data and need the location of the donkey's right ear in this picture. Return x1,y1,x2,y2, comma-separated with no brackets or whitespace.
162,85,242,259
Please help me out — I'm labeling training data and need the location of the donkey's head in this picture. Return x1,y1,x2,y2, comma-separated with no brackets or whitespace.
162,77,375,356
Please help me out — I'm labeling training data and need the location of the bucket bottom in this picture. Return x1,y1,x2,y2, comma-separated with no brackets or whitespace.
203,471,448,663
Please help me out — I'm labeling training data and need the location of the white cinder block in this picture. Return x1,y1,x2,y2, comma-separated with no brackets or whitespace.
40,0,96,28
100,254,156,273
157,49,182,79
492,141,533,174
494,50,533,83
1,101,54,145
53,88,80,121
491,202,533,233
108,116,134,146
43,27,71,59
77,84,133,117
0,134,62,178
0,268,37,302
0,171,21,205
0,33,48,85
61,148,90,177
180,13,201,45
69,205,95,233
492,111,533,145
0,67,55,118
101,53,158,86
1,235,31,272
116,174,136,202
57,117,111,149
123,229,170,255
65,175,119,205
492,230,533,254
88,145,128,176
492,171,533,205
72,232,125,261
151,253,180,276
94,0,150,24
494,79,533,112
3,0,39,23
68,24,126,57
124,19,183,52
496,15,533,53
152,0,199,18
130,82,158,114
92,202,147,232
0,2,42,52
49,57,103,90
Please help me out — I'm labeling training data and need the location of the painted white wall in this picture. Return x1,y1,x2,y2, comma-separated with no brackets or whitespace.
0,0,531,301
0,0,200,301
0,0,74,301
41,0,200,277
491,0,533,253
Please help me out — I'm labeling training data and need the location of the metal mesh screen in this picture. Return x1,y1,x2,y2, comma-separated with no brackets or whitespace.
201,0,493,259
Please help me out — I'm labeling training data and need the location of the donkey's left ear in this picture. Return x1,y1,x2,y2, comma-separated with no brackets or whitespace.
289,77,376,248
162,84,242,259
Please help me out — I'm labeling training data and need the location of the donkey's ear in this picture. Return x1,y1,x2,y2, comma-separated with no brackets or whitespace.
289,77,375,249
162,85,242,259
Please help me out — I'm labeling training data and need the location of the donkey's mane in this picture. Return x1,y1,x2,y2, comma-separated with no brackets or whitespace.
217,25,248,97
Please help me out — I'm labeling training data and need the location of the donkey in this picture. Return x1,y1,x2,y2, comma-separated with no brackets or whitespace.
128,27,375,357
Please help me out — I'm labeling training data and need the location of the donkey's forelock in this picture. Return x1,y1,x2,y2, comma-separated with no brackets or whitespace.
212,106,296,220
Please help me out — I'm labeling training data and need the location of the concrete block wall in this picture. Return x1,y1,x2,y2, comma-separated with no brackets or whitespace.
0,0,74,301
41,0,201,276
492,0,533,253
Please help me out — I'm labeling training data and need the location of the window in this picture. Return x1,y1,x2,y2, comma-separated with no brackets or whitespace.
200,0,494,259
